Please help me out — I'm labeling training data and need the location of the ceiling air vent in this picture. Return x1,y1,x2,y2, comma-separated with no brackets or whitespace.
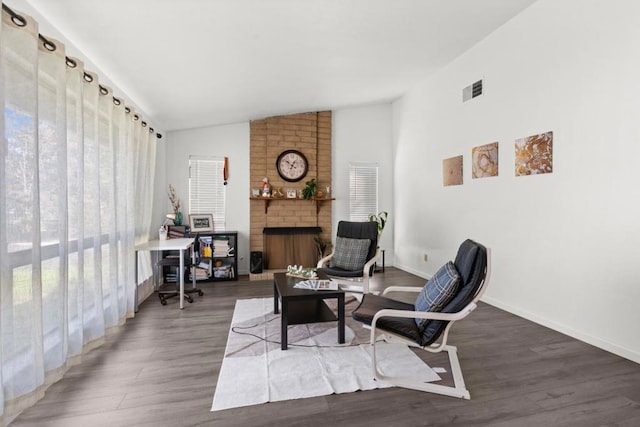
462,79,483,102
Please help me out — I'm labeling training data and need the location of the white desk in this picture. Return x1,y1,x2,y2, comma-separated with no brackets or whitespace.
135,238,195,310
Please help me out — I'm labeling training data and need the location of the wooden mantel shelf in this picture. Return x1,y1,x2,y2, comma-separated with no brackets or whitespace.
250,197,335,214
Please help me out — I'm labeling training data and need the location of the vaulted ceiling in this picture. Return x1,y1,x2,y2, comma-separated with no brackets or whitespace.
21,0,537,131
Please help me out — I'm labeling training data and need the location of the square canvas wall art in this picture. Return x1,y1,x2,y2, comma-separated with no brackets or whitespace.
472,142,499,178
515,131,553,176
443,155,463,186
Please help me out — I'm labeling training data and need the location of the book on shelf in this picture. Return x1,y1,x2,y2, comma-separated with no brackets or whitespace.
197,259,211,270
212,238,232,256
293,280,338,291
213,264,234,279
168,225,190,238
190,257,211,278
190,267,210,279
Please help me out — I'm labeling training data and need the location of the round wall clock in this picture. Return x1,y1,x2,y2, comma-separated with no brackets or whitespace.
276,149,308,182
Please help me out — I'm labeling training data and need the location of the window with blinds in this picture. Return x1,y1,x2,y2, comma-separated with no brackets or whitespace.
189,156,226,231
349,163,378,221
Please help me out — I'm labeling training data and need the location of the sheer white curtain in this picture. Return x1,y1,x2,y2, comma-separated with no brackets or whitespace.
0,5,156,424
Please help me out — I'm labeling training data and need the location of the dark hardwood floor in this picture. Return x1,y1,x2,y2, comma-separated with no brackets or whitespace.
11,268,640,426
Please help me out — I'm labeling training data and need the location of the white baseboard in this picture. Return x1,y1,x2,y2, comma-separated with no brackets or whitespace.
392,265,640,364
482,295,640,365
392,262,430,280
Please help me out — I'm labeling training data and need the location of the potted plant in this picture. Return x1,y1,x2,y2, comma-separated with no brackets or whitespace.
369,211,388,273
313,236,333,260
168,184,183,225
301,178,317,200
368,211,388,238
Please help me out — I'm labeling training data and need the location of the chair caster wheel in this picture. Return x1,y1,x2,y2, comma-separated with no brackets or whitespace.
160,298,167,306
198,290,204,296
187,296,194,303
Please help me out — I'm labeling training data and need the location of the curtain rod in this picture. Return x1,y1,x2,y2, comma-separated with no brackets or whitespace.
2,3,163,139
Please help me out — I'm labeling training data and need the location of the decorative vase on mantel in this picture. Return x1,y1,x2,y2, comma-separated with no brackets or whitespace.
174,211,183,226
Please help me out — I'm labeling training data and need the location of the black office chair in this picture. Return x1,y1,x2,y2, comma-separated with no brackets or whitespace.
157,235,204,305
351,239,490,399
316,220,380,294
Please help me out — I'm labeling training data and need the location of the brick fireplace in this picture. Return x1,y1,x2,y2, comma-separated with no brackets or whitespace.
249,111,332,279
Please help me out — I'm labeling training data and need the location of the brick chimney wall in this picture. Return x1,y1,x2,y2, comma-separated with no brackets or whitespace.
249,111,333,259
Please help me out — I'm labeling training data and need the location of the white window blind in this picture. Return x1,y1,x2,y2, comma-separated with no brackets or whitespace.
349,163,378,221
189,156,226,231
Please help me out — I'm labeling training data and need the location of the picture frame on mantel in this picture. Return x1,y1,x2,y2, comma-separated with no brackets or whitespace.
189,214,214,232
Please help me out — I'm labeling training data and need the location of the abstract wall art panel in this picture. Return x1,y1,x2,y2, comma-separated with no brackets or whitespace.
472,142,499,178
515,131,553,176
443,155,463,186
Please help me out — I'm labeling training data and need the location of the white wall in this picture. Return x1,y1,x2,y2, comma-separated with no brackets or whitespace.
164,123,251,273
159,105,395,274
333,104,395,264
392,0,640,362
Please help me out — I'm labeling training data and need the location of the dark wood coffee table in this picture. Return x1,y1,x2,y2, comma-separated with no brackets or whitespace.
273,272,345,350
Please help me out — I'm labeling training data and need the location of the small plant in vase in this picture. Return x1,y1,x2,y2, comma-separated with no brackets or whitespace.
168,184,183,225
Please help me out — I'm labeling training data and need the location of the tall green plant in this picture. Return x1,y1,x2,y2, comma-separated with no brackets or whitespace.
368,211,388,235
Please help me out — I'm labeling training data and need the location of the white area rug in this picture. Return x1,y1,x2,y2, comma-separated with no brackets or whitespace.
211,297,441,411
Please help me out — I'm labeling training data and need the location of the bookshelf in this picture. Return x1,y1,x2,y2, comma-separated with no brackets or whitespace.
161,228,238,283
192,231,238,282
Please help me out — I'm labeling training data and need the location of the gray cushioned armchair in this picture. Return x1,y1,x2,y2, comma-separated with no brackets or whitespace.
317,220,380,294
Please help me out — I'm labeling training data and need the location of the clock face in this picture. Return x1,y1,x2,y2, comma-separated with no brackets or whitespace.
276,150,308,182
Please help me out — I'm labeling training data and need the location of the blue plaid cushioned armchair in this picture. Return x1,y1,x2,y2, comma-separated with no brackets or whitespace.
351,239,491,399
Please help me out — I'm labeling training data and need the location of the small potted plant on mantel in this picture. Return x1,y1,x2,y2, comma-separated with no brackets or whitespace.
301,178,317,200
